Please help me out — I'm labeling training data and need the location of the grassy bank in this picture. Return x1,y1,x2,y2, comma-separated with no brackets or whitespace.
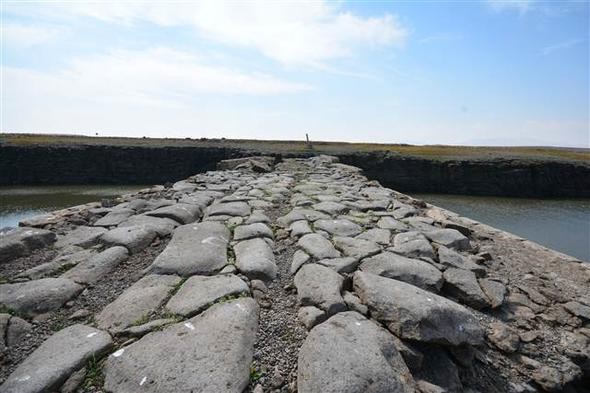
1,133,588,163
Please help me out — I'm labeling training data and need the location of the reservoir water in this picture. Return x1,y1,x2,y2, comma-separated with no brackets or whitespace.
0,185,146,230
0,186,588,262
413,194,589,262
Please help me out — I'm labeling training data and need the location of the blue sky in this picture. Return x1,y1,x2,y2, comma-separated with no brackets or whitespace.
1,0,588,147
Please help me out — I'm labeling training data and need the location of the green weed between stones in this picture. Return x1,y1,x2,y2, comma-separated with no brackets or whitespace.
169,277,188,296
83,355,105,389
249,364,263,383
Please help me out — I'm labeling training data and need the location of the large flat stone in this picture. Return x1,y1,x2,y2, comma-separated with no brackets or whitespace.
333,236,381,260
356,228,391,245
437,245,485,276
233,223,273,241
234,238,277,281
103,298,258,393
100,225,157,254
353,271,484,346
145,203,201,224
294,264,346,315
390,231,435,259
360,252,443,293
443,268,491,310
118,214,179,237
277,209,330,227
424,229,470,251
149,222,229,276
55,226,107,249
165,274,249,317
0,277,83,317
97,274,182,333
0,324,112,393
298,311,414,393
0,227,57,263
298,234,340,260
62,246,129,285
206,201,251,217
94,209,135,227
313,219,362,237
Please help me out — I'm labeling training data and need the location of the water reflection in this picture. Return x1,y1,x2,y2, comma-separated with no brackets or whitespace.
413,194,590,262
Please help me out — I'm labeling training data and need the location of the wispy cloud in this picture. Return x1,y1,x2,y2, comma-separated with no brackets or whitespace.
2,22,64,48
486,0,535,14
3,48,312,107
419,33,462,44
540,38,584,55
5,1,407,68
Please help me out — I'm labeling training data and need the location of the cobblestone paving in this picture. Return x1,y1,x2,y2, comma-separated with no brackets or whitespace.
1,155,589,392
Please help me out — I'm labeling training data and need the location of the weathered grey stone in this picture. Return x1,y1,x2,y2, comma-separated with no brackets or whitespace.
122,318,176,337
291,250,311,274
118,214,179,237
55,226,107,249
377,216,409,231
166,274,249,317
246,210,270,224
294,264,345,315
313,219,362,237
317,257,359,274
343,291,368,315
437,245,485,276
402,217,438,232
298,306,327,330
487,321,520,353
0,277,83,317
59,366,86,393
149,222,229,276
443,268,491,310
479,278,507,308
277,209,330,227
353,271,484,346
416,346,462,392
425,229,470,251
97,274,182,333
356,228,391,245
17,248,96,280
0,324,112,393
333,236,381,260
564,301,590,320
360,252,443,293
390,231,435,259
298,233,340,259
100,225,157,254
234,223,273,241
145,203,201,224
234,238,277,281
312,201,348,216
289,220,313,237
103,298,258,393
94,209,135,227
0,227,57,263
62,246,129,285
346,199,390,212
392,204,418,219
0,314,31,349
206,201,251,217
298,311,415,393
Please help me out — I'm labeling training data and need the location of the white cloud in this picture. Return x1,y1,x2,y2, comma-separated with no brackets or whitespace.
5,1,406,67
2,22,63,48
3,48,312,108
486,0,535,13
540,38,584,55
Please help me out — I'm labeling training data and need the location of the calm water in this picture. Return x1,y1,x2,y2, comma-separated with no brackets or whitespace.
1,186,588,262
413,194,590,262
0,185,146,230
